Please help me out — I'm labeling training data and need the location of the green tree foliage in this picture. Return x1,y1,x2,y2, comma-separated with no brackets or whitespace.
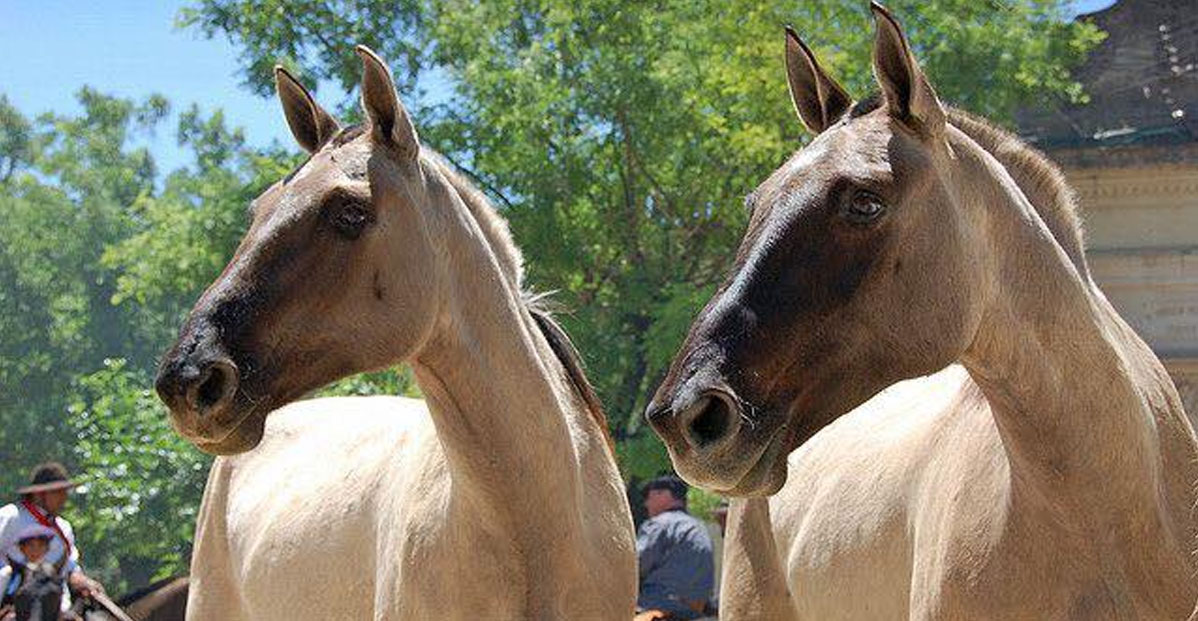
176,0,425,100
0,96,34,183
68,359,208,592
1,90,168,482
0,91,259,589
181,0,1102,476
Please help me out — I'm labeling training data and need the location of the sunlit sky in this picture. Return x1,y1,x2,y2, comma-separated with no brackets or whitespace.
1,0,1118,174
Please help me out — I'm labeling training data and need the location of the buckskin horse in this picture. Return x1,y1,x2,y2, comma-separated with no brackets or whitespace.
155,47,635,620
647,4,1198,618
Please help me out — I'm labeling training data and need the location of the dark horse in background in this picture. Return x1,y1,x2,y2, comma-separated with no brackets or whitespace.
81,577,187,621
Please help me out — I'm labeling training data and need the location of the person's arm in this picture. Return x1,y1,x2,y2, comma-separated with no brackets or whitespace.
61,518,81,577
0,565,11,601
61,520,80,568
60,521,99,598
677,521,715,611
0,506,20,560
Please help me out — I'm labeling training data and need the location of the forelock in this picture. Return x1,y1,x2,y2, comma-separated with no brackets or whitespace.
848,93,884,120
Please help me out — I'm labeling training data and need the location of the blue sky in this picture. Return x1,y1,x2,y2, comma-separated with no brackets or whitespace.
0,1,298,172
1,0,1117,174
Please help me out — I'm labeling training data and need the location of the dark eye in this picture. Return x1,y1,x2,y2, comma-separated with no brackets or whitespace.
844,191,886,225
328,200,374,239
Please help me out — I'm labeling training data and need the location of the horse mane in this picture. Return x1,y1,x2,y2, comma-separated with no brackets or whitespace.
426,152,614,453
847,96,1089,276
425,152,527,288
946,109,1089,277
526,295,616,454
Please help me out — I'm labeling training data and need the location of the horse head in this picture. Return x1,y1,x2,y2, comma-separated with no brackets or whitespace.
156,47,446,454
647,4,990,495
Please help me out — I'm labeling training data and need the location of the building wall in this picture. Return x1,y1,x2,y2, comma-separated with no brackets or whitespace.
1065,161,1198,427
1071,165,1198,250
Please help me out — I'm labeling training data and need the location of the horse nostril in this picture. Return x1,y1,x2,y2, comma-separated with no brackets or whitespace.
187,360,238,414
681,393,738,449
197,369,224,408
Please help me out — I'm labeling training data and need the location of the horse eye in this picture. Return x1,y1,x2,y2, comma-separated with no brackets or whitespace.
844,191,886,224
330,201,374,239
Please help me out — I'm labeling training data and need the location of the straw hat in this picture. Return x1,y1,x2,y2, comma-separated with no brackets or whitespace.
16,462,77,495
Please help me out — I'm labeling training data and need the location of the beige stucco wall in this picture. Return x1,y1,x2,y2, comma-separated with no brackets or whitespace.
1071,165,1198,250
1087,249,1198,356
1066,161,1198,427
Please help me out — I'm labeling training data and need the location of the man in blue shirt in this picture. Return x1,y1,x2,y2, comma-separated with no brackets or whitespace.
636,475,714,620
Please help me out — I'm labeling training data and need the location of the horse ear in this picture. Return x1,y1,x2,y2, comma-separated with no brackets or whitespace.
869,2,945,135
274,66,341,154
784,26,853,135
355,45,419,160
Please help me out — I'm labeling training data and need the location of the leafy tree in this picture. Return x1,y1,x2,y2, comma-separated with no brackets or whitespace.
0,96,34,183
68,359,208,592
0,91,276,589
176,0,425,100
0,92,226,590
180,0,1103,478
0,90,168,492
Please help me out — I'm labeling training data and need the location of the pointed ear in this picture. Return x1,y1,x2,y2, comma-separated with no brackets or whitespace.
784,26,853,135
869,2,945,135
274,66,341,154
355,45,419,160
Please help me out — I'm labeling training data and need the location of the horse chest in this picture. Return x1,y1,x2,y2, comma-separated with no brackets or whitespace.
772,402,1103,620
377,510,526,618
780,505,1105,620
382,506,628,619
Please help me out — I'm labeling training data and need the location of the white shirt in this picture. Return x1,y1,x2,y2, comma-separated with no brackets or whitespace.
0,564,12,602
0,502,80,611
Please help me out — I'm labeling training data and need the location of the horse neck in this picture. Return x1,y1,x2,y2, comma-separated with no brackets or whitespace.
408,177,618,604
948,128,1198,569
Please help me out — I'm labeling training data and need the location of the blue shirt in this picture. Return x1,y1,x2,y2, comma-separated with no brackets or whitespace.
636,508,714,619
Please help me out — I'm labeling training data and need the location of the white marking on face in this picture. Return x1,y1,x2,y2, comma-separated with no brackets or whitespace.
288,155,322,185
332,145,369,180
788,130,834,171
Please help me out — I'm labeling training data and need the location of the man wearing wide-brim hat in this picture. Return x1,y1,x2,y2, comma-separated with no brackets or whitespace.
0,462,104,615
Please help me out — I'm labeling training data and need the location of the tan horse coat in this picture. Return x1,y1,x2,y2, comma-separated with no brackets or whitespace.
725,357,1197,619
191,393,633,620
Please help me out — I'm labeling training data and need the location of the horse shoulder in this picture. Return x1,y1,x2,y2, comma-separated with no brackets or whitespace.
769,366,1006,619
188,458,247,620
193,396,435,621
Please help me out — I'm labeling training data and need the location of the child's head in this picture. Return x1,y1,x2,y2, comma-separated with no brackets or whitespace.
15,525,54,562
